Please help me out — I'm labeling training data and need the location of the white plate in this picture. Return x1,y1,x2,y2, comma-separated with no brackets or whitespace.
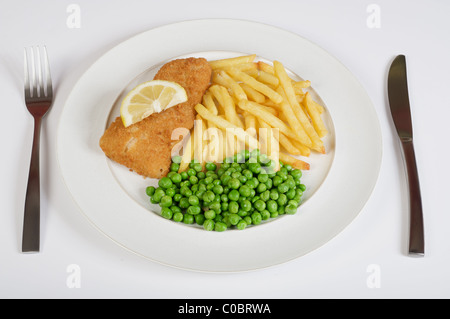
57,19,382,272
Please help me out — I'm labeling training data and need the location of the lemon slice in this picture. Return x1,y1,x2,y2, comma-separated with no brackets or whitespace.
120,80,188,127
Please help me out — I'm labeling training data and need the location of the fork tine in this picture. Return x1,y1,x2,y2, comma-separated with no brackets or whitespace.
30,47,38,98
24,48,31,99
36,46,44,98
42,46,53,98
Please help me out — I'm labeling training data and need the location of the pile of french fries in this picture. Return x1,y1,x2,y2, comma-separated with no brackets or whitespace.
178,54,328,173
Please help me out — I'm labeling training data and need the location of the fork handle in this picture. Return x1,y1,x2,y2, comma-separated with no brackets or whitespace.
22,116,42,253
400,140,425,256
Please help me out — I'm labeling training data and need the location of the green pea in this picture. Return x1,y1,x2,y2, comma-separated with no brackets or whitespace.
170,206,181,215
160,195,172,207
180,186,192,197
203,219,215,231
191,184,199,193
204,210,216,220
170,173,182,184
188,195,199,206
254,200,266,212
173,212,183,222
286,200,298,209
241,199,252,212
277,183,289,194
299,184,306,192
221,202,229,211
215,221,227,232
189,175,198,185
195,214,205,225
171,155,182,164
180,171,188,180
183,213,194,224
170,162,180,172
217,168,225,177
272,176,283,187
239,185,251,197
158,177,173,189
165,188,176,197
228,189,240,201
203,190,215,203
236,220,247,230
251,212,262,225
291,169,302,179
285,204,297,215
187,168,196,176
257,173,269,183
205,162,217,171
229,213,240,226
213,184,223,195
237,209,247,217
277,193,288,206
228,201,239,214
286,188,296,199
209,201,221,212
270,189,279,200
193,163,203,172
146,186,156,197
260,190,270,202
267,200,278,213
161,207,172,219
228,178,240,189
179,197,190,209
251,195,260,204
257,183,267,194
261,210,270,220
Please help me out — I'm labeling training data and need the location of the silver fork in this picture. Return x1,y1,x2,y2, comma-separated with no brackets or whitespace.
22,46,53,253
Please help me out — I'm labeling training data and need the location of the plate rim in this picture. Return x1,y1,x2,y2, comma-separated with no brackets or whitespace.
56,18,382,272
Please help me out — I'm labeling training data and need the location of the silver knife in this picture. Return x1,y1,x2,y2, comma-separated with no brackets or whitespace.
388,55,424,256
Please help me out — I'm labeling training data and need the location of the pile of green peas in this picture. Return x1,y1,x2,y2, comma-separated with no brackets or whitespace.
145,149,306,232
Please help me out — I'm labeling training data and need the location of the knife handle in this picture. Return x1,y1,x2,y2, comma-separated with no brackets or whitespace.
400,139,424,256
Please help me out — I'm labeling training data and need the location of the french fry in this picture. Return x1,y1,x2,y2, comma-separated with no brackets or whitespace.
289,138,311,157
178,131,194,173
307,94,325,114
209,85,243,128
244,112,257,138
227,68,283,104
209,54,256,69
240,83,266,103
275,86,312,148
195,104,260,150
194,115,205,165
202,92,218,115
244,68,259,77
222,62,258,72
279,152,310,170
256,70,279,87
218,70,247,101
258,118,302,156
273,60,324,153
293,80,311,90
257,61,275,74
303,92,328,138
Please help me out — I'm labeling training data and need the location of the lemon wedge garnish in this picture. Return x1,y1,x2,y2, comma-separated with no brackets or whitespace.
120,80,188,127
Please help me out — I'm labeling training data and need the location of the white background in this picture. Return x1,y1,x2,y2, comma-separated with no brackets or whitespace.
1,0,449,299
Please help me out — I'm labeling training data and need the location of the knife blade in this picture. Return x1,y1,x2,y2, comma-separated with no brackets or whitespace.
388,55,424,256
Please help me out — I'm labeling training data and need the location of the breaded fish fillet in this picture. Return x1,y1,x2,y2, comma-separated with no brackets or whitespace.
99,57,211,178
